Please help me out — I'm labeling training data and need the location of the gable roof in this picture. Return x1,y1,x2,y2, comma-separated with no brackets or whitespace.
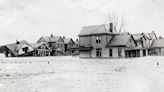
30,42,52,52
39,36,63,43
63,38,74,44
142,31,157,40
132,33,145,40
107,35,136,47
78,24,118,36
74,41,79,45
5,40,32,56
151,39,164,48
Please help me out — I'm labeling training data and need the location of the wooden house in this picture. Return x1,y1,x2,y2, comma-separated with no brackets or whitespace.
37,35,65,56
30,42,52,56
150,38,164,55
132,31,158,55
78,23,119,58
63,38,75,55
69,39,80,56
3,40,34,57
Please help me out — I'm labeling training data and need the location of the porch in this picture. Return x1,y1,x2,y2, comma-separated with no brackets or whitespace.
35,49,51,56
125,47,148,58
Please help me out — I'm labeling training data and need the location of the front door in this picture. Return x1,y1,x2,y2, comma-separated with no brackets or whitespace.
96,48,102,58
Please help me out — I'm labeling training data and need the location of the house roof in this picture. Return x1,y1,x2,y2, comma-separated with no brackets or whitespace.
40,36,62,42
132,34,143,40
142,31,157,40
107,35,133,47
5,40,31,56
74,41,79,45
151,39,164,48
63,38,74,44
78,24,118,36
30,42,52,52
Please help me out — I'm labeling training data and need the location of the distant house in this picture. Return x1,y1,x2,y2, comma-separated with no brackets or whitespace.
30,42,52,56
69,39,80,56
3,40,34,57
150,38,164,55
132,31,158,55
132,33,149,56
37,35,65,56
63,38,75,55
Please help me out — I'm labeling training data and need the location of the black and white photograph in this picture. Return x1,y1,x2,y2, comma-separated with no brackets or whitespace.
0,0,164,92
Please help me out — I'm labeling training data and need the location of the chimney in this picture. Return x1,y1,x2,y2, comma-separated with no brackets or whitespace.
76,38,79,41
63,36,65,39
159,36,163,39
16,40,20,45
109,23,113,33
50,34,53,37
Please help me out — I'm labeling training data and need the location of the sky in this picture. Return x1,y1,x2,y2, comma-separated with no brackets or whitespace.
0,0,164,45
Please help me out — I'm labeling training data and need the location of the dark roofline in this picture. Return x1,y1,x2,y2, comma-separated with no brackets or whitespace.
107,45,126,47
78,33,120,37
130,35,137,46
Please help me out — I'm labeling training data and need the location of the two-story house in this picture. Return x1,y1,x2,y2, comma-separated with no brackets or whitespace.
78,23,119,58
63,38,75,55
132,31,158,56
37,34,65,56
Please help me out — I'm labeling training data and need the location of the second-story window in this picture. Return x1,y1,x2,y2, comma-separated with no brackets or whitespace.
96,36,102,43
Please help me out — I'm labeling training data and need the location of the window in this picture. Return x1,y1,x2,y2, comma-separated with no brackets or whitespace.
96,36,102,43
118,48,122,57
143,50,146,56
109,49,112,57
96,48,102,57
22,47,29,53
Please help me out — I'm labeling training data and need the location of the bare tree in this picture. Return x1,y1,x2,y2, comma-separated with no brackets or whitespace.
107,13,125,33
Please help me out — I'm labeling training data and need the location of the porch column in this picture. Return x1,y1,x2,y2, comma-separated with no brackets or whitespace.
146,49,148,56
140,50,143,57
122,48,125,58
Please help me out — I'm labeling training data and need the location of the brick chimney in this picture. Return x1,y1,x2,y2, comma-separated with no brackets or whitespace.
50,34,53,37
16,40,20,45
63,36,65,39
109,23,113,33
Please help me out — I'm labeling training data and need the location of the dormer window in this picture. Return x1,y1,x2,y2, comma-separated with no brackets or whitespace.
96,36,102,43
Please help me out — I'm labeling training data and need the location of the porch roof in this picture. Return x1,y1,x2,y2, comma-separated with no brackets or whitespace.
125,47,146,50
37,49,51,51
151,39,164,48
79,46,92,51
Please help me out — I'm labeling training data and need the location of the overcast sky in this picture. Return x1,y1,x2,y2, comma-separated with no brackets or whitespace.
0,0,164,45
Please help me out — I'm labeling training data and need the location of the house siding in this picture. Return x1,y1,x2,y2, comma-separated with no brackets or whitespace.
79,36,91,46
80,51,91,58
109,48,125,58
